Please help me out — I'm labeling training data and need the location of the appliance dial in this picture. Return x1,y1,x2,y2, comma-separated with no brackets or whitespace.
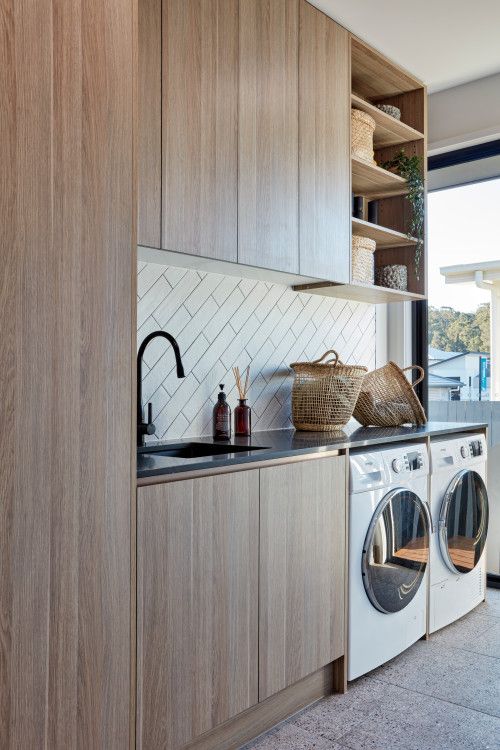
460,445,469,459
392,458,404,474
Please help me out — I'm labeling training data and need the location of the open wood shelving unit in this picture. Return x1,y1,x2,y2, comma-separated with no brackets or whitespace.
351,37,427,301
301,36,426,304
308,36,427,304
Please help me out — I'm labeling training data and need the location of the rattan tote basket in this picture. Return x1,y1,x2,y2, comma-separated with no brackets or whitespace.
353,362,427,427
290,350,367,431
351,108,376,164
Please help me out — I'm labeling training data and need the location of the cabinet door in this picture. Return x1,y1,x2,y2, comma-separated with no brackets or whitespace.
162,0,238,260
238,0,299,273
138,0,162,248
259,457,346,700
137,471,259,750
299,1,350,281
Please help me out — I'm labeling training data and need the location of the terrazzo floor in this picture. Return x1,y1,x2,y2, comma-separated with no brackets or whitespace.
244,588,500,750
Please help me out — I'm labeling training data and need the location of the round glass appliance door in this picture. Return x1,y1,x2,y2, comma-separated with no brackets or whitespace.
362,489,430,614
439,470,488,574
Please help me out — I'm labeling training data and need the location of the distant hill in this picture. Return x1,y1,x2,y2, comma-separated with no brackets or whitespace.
429,304,490,354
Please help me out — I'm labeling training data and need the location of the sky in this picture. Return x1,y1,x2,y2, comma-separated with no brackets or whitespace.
428,178,500,312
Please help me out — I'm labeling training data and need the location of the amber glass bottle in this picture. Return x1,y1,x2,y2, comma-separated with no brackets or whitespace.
213,384,231,440
234,399,251,436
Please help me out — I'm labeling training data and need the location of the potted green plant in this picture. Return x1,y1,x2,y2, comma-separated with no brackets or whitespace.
382,150,425,280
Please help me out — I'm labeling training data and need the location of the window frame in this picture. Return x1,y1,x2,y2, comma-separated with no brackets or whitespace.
413,139,500,412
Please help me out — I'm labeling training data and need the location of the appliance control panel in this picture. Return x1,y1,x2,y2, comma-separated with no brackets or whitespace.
391,450,424,474
457,435,486,463
431,433,487,472
468,439,484,458
349,442,428,493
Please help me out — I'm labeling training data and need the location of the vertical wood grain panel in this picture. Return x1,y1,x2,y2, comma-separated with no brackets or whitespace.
299,1,350,282
138,0,162,247
137,471,259,750
259,457,346,700
238,0,299,273
162,0,238,260
0,1,134,746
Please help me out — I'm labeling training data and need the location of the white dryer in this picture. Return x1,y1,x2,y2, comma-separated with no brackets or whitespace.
348,443,431,681
429,433,488,634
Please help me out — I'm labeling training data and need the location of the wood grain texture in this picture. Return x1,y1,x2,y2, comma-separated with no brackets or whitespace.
351,35,423,100
299,1,350,282
138,0,162,247
137,471,259,749
259,457,346,700
0,1,134,747
238,0,299,273
162,0,238,260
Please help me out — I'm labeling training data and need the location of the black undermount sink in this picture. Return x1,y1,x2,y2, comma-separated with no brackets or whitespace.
140,442,268,460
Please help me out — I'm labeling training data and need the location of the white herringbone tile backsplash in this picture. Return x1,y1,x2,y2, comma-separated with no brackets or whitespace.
137,261,376,440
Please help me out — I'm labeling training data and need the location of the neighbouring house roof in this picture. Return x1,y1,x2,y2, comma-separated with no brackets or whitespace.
428,373,465,389
428,347,461,362
429,351,489,368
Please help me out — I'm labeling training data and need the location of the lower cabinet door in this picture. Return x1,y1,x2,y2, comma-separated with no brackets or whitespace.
259,457,346,700
137,471,259,749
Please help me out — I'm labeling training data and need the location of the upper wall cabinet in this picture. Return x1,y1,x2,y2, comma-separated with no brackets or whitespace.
238,0,299,273
162,0,238,260
298,1,350,283
138,1,427,303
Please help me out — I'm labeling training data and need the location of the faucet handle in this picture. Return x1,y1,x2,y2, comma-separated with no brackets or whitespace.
145,402,155,436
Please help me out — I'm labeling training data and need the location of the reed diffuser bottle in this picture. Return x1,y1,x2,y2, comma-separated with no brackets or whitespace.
233,366,251,437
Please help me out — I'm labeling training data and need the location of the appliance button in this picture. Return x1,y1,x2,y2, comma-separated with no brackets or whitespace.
392,458,404,474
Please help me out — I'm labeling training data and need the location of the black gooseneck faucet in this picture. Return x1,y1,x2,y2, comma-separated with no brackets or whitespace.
137,331,185,446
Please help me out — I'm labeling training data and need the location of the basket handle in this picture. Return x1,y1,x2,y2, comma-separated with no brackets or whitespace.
311,350,340,366
403,365,425,387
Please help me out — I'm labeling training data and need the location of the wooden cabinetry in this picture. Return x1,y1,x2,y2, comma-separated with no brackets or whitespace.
137,471,259,749
238,0,299,273
161,0,238,260
299,0,350,282
259,457,346,699
2,2,134,747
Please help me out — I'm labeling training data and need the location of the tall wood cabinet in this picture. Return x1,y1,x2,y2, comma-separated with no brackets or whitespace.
1,1,134,747
137,471,259,750
259,457,346,699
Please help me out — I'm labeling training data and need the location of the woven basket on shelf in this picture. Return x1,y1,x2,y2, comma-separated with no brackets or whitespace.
352,235,376,284
290,350,367,431
353,362,427,427
351,109,376,164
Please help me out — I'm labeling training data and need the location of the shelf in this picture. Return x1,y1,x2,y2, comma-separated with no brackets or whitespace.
351,94,424,148
352,217,416,249
352,156,407,199
293,280,426,305
351,37,423,100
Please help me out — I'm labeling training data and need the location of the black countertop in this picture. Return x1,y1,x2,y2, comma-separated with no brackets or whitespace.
137,421,487,481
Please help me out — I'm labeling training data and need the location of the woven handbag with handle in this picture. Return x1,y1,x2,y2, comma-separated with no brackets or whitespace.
290,350,367,431
353,362,427,427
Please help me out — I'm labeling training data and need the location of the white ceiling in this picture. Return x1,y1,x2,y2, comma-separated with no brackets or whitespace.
310,0,500,93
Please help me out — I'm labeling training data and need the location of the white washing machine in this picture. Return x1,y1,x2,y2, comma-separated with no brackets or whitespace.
429,433,488,634
348,443,431,681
